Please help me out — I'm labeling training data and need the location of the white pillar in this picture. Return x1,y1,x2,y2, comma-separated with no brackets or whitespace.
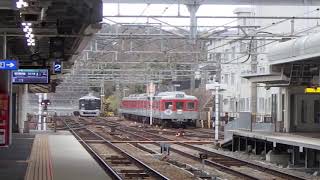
100,81,105,115
19,85,29,133
38,94,43,130
150,94,153,125
215,86,220,141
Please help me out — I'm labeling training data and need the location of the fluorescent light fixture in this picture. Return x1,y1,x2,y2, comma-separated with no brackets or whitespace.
22,22,26,26
31,43,35,46
23,26,29,32
27,38,35,43
16,2,22,8
28,28,33,32
16,0,28,8
25,34,30,38
27,42,32,46
27,23,32,26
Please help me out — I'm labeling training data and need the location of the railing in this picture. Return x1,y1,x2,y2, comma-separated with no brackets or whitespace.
223,112,274,143
253,114,272,123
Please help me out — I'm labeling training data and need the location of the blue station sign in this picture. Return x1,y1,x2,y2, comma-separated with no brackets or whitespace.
0,60,18,70
53,61,62,74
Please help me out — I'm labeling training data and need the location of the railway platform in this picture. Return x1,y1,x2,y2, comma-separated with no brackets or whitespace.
231,130,320,151
0,131,111,180
230,130,320,168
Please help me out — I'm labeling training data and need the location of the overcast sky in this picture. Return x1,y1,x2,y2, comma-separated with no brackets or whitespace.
103,4,251,29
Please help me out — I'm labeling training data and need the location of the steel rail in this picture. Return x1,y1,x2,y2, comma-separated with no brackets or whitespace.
86,129,170,180
95,121,258,179
63,120,123,180
98,119,307,180
65,119,170,180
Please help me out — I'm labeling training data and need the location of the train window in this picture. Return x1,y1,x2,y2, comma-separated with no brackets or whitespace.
165,102,173,109
176,102,184,110
187,102,195,110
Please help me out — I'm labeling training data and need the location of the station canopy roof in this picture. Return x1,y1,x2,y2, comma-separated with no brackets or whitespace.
103,0,320,5
0,0,102,66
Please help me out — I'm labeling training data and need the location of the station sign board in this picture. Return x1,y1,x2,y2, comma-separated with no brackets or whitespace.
12,69,50,84
0,60,18,70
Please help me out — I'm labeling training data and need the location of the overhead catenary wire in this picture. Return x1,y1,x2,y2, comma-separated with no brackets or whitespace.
66,7,320,86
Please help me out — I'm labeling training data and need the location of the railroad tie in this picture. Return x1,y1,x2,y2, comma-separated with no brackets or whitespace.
119,170,149,178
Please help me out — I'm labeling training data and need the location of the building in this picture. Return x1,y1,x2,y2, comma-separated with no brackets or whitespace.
207,5,320,169
207,5,320,124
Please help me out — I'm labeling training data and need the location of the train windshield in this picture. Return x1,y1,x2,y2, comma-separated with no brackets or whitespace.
176,102,184,110
79,99,101,110
165,102,173,109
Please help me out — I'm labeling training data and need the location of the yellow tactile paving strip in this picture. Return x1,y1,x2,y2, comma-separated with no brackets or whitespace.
25,134,53,180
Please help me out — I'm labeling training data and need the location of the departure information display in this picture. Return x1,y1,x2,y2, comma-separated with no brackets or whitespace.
12,69,50,84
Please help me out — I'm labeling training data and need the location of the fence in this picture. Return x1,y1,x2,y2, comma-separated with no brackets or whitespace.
224,112,274,142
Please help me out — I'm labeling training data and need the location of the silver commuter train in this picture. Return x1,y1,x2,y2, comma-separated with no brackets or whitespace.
79,94,101,117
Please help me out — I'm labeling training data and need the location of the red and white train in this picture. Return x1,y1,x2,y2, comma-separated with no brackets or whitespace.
119,91,199,127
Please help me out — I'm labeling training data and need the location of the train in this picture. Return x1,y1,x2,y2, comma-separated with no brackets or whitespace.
119,91,199,127
79,94,101,117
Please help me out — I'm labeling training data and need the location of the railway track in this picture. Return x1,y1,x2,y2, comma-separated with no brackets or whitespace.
87,117,307,180
63,119,169,180
98,117,224,140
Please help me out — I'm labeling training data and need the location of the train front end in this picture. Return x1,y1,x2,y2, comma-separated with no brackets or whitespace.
79,95,101,117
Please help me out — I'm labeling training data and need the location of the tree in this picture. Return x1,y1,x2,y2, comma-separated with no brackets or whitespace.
104,95,120,114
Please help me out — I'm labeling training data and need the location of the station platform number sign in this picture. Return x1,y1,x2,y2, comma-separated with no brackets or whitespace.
53,61,62,74
0,60,18,70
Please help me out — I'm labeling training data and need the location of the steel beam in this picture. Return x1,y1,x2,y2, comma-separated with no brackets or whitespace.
103,15,320,20
102,0,320,5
